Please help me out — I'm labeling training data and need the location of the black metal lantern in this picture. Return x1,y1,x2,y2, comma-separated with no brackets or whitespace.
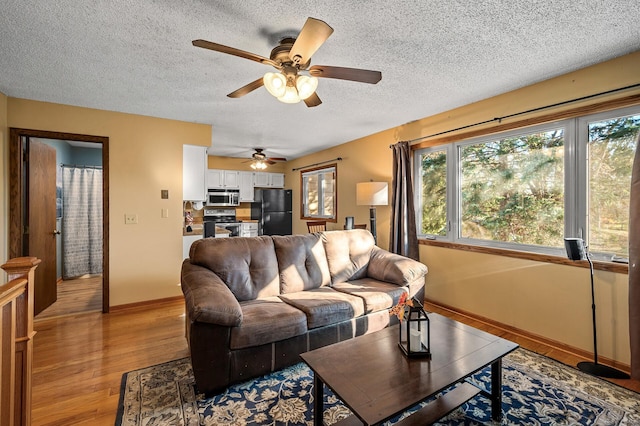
398,298,431,358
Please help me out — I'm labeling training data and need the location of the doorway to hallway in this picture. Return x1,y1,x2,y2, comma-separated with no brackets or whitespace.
8,128,110,315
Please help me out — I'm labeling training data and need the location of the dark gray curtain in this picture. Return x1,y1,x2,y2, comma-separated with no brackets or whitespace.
629,133,640,379
389,141,419,260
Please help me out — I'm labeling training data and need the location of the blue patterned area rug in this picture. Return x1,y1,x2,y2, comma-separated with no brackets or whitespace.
115,348,640,425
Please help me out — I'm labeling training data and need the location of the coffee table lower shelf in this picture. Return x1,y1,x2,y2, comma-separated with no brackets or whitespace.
331,382,482,426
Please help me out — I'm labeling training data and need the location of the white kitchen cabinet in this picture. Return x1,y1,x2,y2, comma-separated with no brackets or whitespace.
253,172,270,187
239,171,255,202
207,169,224,188
269,173,285,188
240,222,259,237
253,172,285,188
207,169,240,189
223,170,240,188
183,145,207,201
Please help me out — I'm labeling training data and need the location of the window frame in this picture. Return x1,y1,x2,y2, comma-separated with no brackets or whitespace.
300,163,338,222
414,104,640,262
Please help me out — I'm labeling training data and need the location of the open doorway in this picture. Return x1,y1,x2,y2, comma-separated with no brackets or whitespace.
9,128,109,316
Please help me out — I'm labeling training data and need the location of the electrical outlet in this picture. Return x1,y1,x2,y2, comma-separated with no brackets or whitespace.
124,214,138,224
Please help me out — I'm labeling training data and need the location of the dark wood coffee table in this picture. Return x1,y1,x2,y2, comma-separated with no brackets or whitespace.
300,313,518,426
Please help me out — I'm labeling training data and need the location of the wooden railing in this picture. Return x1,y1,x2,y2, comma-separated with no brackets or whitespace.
1,257,40,426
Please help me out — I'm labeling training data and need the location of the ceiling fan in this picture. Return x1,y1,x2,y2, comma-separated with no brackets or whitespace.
192,17,382,107
244,148,286,170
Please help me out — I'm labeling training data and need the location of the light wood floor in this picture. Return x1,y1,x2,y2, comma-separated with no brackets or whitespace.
31,298,640,426
35,275,102,320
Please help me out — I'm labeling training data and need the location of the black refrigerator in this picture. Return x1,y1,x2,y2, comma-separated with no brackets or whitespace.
251,189,292,235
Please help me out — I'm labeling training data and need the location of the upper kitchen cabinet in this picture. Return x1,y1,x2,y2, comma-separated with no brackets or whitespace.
183,145,207,201
207,169,240,189
254,172,284,188
239,171,254,202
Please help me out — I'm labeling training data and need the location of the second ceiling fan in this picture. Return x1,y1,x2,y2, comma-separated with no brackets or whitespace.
193,17,382,107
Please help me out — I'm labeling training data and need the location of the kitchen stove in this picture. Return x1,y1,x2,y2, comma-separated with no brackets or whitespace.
203,208,241,237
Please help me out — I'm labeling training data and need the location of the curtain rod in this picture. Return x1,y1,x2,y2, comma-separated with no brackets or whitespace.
60,164,102,169
389,82,640,147
292,157,342,171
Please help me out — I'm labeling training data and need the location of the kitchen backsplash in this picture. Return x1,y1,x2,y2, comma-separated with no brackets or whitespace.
182,202,253,225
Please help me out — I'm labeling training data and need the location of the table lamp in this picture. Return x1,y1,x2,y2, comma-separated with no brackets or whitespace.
356,181,388,243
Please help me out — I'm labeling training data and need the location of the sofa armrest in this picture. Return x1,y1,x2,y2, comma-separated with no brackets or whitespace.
181,260,243,326
367,247,428,285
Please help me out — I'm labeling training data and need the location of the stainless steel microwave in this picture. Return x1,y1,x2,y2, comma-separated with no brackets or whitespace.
206,189,240,207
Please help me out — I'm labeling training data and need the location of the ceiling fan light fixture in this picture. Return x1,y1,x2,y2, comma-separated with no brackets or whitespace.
263,72,286,97
250,160,268,170
278,85,302,103
296,75,318,100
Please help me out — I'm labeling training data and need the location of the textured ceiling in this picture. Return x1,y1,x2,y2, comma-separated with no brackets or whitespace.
1,1,639,160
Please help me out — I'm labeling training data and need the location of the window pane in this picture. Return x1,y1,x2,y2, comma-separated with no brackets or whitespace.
322,171,335,217
588,114,640,257
301,165,337,220
460,129,565,246
418,150,447,236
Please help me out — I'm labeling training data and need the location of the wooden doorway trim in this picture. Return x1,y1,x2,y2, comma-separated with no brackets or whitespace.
9,128,110,313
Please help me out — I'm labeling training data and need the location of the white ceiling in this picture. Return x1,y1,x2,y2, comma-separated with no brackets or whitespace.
1,1,639,161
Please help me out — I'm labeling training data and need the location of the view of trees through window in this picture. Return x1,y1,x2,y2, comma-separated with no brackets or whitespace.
588,115,640,257
416,107,640,260
460,129,565,246
419,150,447,236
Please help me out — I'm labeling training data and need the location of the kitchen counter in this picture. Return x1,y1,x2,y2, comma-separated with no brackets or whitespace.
236,217,258,223
183,224,231,236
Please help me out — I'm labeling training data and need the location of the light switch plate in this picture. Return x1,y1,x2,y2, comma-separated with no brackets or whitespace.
161,189,169,199
125,214,138,224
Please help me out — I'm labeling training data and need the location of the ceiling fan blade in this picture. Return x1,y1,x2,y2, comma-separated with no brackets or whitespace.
227,77,265,98
192,39,280,68
309,65,382,84
266,160,277,165
289,18,334,66
304,92,322,107
267,157,287,161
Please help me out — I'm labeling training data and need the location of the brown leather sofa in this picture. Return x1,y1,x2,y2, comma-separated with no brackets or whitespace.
181,229,428,395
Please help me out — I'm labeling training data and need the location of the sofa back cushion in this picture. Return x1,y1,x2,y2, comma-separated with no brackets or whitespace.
272,233,331,293
189,236,280,301
322,229,375,284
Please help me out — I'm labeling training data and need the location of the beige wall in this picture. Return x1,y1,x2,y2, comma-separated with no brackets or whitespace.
285,50,640,366
0,91,7,283
6,98,211,305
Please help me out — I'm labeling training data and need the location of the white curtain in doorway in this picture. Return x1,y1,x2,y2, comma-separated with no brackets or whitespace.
62,166,103,279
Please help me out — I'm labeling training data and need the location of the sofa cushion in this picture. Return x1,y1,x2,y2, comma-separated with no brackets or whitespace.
230,297,308,350
272,233,331,293
189,236,280,301
279,287,365,329
332,278,408,314
368,246,429,286
322,229,375,284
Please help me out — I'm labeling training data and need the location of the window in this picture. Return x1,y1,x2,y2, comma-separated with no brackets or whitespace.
301,164,337,221
415,105,640,261
581,110,640,258
459,127,565,247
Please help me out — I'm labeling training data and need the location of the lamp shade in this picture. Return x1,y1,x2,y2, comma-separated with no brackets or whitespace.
356,182,388,206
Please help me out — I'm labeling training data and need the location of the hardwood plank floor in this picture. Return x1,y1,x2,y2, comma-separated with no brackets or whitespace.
31,298,639,425
35,275,102,320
